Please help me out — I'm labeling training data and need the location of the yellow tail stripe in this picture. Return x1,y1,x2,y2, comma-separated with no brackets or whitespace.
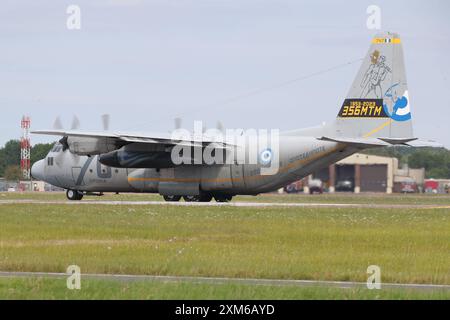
363,119,392,138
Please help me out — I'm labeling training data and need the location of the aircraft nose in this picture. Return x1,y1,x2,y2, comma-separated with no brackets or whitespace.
31,160,45,181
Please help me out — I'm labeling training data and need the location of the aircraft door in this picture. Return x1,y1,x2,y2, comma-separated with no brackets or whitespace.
96,159,112,179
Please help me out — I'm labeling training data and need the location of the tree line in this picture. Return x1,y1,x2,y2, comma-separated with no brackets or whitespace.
0,140,54,180
362,146,450,179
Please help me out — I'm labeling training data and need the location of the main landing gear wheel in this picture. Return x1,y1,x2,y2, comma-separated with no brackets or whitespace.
183,193,213,202
66,189,83,201
183,195,200,202
163,195,181,202
199,193,213,202
214,195,233,202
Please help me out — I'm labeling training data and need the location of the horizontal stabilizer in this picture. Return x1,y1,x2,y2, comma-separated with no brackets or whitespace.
404,139,444,148
318,136,391,147
318,136,443,148
377,137,417,145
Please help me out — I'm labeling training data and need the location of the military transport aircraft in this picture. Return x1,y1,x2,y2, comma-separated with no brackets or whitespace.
31,32,437,202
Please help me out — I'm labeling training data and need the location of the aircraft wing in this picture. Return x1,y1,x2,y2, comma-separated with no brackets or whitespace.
32,130,119,138
31,130,233,155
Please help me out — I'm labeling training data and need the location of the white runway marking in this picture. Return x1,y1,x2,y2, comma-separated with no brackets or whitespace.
0,199,446,209
0,271,448,291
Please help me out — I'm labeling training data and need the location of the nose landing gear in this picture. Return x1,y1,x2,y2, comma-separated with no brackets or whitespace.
66,189,84,201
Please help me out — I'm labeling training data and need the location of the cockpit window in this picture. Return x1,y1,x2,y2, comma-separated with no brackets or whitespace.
47,157,54,166
51,144,63,153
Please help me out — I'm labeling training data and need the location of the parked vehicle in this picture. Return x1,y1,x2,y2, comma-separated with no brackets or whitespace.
308,179,323,194
424,179,439,193
335,179,354,192
400,181,417,193
284,180,304,194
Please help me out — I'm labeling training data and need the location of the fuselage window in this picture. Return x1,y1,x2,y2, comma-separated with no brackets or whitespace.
47,157,54,166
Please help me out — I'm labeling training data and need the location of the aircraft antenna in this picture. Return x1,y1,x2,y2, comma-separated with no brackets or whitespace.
123,57,363,131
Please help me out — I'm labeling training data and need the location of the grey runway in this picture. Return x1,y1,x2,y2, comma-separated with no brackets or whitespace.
0,271,449,291
1,199,449,209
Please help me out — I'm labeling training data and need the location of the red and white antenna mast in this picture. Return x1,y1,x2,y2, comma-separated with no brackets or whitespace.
20,116,31,180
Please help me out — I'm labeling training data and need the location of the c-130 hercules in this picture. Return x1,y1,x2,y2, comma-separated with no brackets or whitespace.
31,33,437,202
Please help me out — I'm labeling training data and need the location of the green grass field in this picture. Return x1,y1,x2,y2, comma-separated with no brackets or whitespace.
0,192,449,299
1,277,449,300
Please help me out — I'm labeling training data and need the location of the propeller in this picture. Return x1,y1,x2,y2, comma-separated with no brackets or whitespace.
53,116,63,130
53,114,110,131
59,136,69,151
71,115,80,130
51,114,111,152
216,121,225,133
53,115,81,130
51,116,69,151
171,118,225,134
101,114,110,131
174,117,182,130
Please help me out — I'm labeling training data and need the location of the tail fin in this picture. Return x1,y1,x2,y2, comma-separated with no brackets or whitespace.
333,32,413,142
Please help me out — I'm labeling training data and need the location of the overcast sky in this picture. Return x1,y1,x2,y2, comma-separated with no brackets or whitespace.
1,0,449,148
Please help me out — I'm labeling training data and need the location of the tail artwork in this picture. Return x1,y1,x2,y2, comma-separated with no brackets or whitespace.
318,32,439,147
338,32,412,135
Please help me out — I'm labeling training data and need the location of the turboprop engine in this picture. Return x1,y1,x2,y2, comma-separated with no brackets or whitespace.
98,144,175,168
61,136,119,156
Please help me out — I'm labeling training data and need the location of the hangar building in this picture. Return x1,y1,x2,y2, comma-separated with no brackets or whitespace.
304,153,425,194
